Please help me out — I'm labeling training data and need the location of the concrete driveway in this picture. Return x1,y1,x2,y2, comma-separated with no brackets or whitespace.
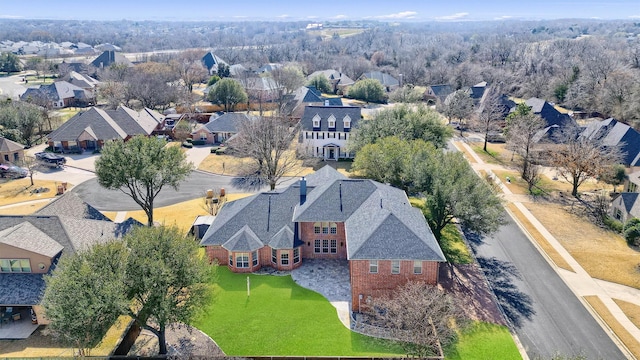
0,72,29,100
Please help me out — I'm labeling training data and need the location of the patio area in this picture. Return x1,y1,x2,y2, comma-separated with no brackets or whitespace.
0,307,39,339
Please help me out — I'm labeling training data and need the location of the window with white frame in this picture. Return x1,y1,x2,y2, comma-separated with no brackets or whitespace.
281,252,289,265
272,248,277,263
330,239,337,254
200,133,207,141
236,253,249,268
391,260,400,274
293,248,300,263
314,222,321,234
314,239,321,253
312,115,321,128
343,115,351,129
0,259,31,273
369,260,378,273
413,260,422,274
229,254,233,266
328,115,336,129
322,222,329,234
252,250,259,266
330,223,337,234
322,239,329,253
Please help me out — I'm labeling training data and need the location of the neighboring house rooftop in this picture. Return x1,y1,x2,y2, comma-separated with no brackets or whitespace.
36,192,110,221
580,118,640,167
199,113,251,134
307,70,355,87
0,137,24,153
202,52,228,73
60,71,100,89
360,71,399,87
300,106,361,132
90,50,133,68
522,97,576,128
20,81,91,104
256,63,282,73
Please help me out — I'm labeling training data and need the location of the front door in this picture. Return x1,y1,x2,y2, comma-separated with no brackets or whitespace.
328,148,335,160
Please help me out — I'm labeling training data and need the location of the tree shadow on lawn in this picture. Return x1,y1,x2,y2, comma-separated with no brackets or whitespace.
476,256,535,328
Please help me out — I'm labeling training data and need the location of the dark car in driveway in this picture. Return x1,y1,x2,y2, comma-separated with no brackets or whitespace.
35,152,66,168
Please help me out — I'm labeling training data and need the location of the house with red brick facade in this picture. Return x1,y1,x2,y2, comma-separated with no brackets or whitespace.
200,166,446,312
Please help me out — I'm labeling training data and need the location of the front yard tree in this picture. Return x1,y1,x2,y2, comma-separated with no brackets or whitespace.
349,104,452,152
95,135,193,226
124,226,212,356
42,241,128,357
441,89,474,127
271,65,305,111
552,134,622,197
363,281,464,357
0,101,46,147
472,85,506,152
505,103,545,191
230,116,299,190
207,78,248,112
420,151,503,240
306,74,332,94
348,78,386,103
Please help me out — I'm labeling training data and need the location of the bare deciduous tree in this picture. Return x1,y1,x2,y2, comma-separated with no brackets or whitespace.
362,281,465,358
505,103,546,190
472,85,507,152
229,116,300,190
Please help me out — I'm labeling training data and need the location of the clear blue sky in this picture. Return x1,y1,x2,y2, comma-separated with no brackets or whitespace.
1,0,638,21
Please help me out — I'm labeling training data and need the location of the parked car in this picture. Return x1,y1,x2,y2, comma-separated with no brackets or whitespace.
35,152,66,168
0,165,28,179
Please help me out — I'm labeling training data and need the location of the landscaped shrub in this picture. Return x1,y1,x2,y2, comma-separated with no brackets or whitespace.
210,146,219,153
185,138,193,143
603,215,624,233
192,140,206,146
182,141,193,148
215,148,226,155
624,218,640,246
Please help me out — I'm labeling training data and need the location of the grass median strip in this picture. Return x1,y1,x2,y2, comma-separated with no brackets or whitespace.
613,299,640,330
505,203,573,271
584,296,640,358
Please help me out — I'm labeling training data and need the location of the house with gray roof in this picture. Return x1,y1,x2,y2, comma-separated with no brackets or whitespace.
59,71,100,93
518,97,576,129
299,105,361,160
90,50,133,69
48,106,164,152
201,165,445,312
0,137,24,164
307,70,355,94
425,84,454,104
20,81,94,108
580,118,640,168
192,112,252,144
611,192,640,223
0,191,141,331
359,71,400,92
202,52,228,75
281,86,343,118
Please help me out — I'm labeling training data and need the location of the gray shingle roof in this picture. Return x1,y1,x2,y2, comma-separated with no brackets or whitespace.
201,113,251,134
201,165,445,262
0,137,24,152
0,221,63,258
299,106,361,132
361,71,399,87
307,70,355,87
223,225,264,252
202,52,227,72
36,192,110,221
523,97,576,128
580,118,640,166
0,273,46,305
90,50,132,68
60,71,100,89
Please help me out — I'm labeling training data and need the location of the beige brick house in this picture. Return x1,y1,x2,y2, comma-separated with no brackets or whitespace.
200,166,446,312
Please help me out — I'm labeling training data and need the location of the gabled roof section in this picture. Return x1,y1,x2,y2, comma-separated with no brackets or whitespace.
269,225,295,249
361,71,399,87
303,165,347,187
36,192,110,221
580,118,640,166
524,97,576,128
0,136,24,152
617,192,640,214
202,52,227,71
223,225,264,252
0,221,63,258
91,50,132,68
293,179,378,222
300,106,361,132
307,70,355,86
60,71,100,89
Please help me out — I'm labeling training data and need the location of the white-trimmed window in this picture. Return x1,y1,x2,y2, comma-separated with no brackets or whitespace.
414,260,422,274
314,239,321,253
330,223,337,234
200,133,207,141
228,254,233,266
322,222,329,234
330,239,337,254
343,115,351,129
252,250,259,266
314,222,321,234
328,115,336,129
0,259,31,273
629,182,638,192
281,252,289,265
322,239,329,253
272,248,277,263
293,248,300,263
391,260,400,274
369,260,378,273
236,253,249,268
312,115,321,128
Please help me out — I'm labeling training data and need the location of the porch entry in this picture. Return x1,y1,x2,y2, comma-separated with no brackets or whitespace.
323,143,339,161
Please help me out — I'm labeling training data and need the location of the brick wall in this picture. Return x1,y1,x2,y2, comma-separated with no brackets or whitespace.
350,259,440,312
205,246,227,265
299,222,347,259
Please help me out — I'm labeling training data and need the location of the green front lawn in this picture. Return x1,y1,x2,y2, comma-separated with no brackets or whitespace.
446,322,522,360
195,266,403,356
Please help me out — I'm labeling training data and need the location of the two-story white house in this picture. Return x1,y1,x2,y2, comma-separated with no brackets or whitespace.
299,105,361,160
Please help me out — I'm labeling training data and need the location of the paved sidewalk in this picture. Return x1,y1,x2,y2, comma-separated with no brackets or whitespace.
453,139,640,356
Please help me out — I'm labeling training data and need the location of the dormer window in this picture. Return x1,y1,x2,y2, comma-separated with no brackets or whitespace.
343,115,351,129
312,115,321,128
328,115,336,129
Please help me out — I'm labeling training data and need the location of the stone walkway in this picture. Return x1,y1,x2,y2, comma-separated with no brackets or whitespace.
269,259,353,328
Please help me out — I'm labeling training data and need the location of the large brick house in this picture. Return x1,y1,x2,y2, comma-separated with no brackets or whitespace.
200,166,446,312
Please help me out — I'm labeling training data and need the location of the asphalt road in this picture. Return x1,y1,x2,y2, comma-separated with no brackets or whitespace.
470,213,625,359
72,170,297,211
0,73,28,100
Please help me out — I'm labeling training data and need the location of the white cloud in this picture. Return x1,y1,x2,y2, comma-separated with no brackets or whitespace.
375,11,418,19
495,15,513,19
435,12,469,21
629,15,640,19
307,15,319,19
333,14,348,19
277,14,290,18
0,15,23,19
